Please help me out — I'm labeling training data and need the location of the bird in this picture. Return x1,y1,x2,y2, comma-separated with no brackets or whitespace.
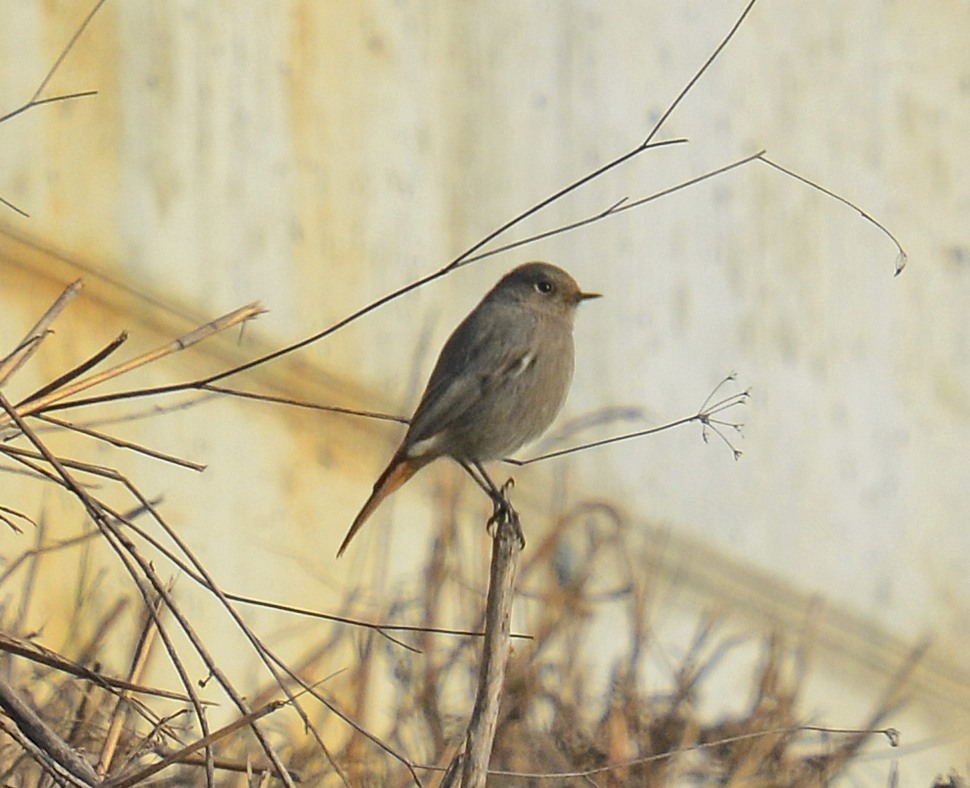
337,261,600,557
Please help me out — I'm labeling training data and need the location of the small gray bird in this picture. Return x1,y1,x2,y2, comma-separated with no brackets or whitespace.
337,262,599,557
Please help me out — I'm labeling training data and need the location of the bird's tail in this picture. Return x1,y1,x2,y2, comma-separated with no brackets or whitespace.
336,453,420,557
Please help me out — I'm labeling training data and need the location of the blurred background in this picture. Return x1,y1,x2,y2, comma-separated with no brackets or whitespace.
0,1,967,784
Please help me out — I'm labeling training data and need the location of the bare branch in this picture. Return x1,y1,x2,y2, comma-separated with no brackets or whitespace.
0,90,99,126
642,0,760,147
0,504,34,533
451,517,521,788
470,725,901,781
0,717,94,787
101,698,292,788
757,154,907,275
202,383,409,425
33,414,206,472
0,678,100,786
0,194,29,218
461,147,756,267
0,279,83,386
5,302,264,424
28,0,107,105
0,1,105,214
0,394,294,786
508,375,749,466
225,592,534,647
0,630,195,703
17,332,129,407
96,591,165,776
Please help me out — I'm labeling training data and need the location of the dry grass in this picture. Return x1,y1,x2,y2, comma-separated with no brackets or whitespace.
265,499,907,787
0,285,913,786
0,491,907,787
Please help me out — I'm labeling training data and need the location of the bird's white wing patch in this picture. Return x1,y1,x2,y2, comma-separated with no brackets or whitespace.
407,432,445,459
511,352,536,377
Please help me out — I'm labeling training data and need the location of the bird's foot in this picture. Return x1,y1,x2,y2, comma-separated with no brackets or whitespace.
486,477,524,549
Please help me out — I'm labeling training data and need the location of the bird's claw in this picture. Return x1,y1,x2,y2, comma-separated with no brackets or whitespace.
486,478,525,549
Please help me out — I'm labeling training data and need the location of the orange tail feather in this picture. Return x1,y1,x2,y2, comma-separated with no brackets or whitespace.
337,455,419,557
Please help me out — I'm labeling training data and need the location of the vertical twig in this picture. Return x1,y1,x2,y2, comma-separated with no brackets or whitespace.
96,592,163,776
443,516,521,787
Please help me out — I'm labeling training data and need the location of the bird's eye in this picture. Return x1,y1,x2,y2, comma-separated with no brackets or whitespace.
534,280,553,294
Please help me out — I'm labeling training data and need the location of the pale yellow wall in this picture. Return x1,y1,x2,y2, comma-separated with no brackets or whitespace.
1,2,968,781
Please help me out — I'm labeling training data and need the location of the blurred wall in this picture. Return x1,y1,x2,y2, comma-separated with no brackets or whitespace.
1,1,968,782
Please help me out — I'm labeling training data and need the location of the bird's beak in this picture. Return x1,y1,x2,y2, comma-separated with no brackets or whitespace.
578,291,602,302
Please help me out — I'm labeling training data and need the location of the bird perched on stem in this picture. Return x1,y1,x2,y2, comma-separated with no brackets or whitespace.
337,261,599,557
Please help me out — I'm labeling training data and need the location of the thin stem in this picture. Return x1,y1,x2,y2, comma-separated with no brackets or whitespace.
508,378,749,466
642,0,760,147
28,0,107,105
757,154,907,274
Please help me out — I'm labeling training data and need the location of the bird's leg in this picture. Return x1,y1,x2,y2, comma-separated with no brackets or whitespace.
459,460,494,500
470,461,523,549
460,461,507,524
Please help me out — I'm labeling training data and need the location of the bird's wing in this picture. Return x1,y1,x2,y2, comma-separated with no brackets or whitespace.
404,302,536,453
